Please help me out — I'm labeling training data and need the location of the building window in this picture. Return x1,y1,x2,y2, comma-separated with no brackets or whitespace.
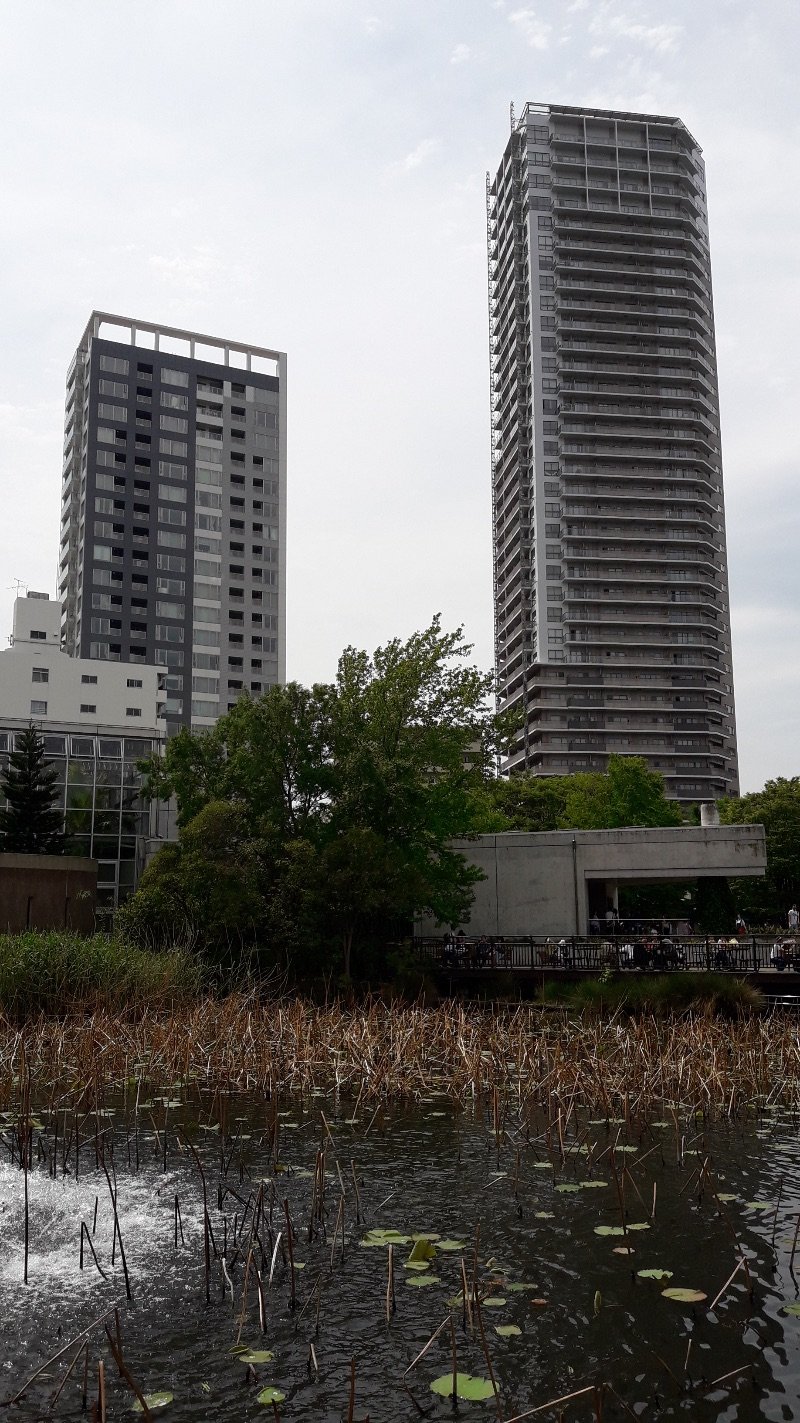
31,667,49,683
126,678,143,688
80,703,97,714
30,630,47,641
99,356,129,376
160,391,189,411
81,674,98,684
160,368,189,388
126,707,142,718
30,700,48,715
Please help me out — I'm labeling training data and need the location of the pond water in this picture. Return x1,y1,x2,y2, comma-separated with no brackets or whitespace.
2,1093,800,1420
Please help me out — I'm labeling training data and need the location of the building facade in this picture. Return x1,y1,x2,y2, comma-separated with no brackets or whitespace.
0,593,165,913
59,313,287,733
488,103,738,801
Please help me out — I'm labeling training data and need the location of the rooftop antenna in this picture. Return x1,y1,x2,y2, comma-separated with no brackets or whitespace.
510,100,516,133
8,578,27,597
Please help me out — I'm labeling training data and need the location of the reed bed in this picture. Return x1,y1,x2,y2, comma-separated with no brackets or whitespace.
2,995,799,1112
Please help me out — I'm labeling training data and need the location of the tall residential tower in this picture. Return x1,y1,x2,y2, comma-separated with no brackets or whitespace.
59,313,286,733
488,104,738,801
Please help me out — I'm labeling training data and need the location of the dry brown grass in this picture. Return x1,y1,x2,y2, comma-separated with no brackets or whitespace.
0,995,798,1114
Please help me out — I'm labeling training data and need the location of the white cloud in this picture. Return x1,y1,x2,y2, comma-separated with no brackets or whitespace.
568,0,590,9
398,138,440,171
450,42,471,64
148,245,220,294
589,43,610,58
588,3,683,54
509,8,552,49
363,15,381,36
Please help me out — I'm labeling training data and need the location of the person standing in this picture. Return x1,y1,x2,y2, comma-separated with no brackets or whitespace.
788,905,799,932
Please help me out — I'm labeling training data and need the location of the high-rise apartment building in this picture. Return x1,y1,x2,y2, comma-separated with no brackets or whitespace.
59,313,286,732
488,104,738,801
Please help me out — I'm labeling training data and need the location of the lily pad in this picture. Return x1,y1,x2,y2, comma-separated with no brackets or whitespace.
408,1238,436,1263
581,1180,608,1189
257,1386,286,1405
594,1226,625,1237
411,1232,441,1242
361,1229,411,1247
133,1395,173,1413
782,1303,800,1316
533,1161,554,1170
507,1283,538,1292
535,1211,555,1219
495,1324,522,1336
627,1222,651,1232
716,1193,737,1203
430,1373,496,1401
745,1201,772,1212
405,1260,433,1271
406,1274,439,1287
239,1350,274,1365
662,1287,707,1303
482,1296,506,1308
613,1246,635,1256
637,1269,673,1281
555,1184,582,1194
437,1239,467,1252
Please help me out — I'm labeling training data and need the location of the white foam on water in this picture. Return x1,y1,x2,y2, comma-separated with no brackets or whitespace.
0,1158,205,1307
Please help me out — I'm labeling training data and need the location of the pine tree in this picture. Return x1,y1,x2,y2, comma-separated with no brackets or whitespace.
0,724,66,854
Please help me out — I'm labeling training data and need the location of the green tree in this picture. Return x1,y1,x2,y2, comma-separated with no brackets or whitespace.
134,617,511,975
0,724,66,854
719,778,800,922
490,756,683,832
118,801,265,955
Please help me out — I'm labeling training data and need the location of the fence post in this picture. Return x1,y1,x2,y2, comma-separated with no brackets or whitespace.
752,937,758,975
705,937,711,971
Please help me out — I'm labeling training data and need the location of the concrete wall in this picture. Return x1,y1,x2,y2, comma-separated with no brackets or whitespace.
0,854,98,934
417,824,767,937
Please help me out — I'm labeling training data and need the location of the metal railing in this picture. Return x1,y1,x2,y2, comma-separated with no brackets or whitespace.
416,935,800,976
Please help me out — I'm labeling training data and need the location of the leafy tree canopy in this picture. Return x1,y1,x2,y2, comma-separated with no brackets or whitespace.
490,755,683,832
719,778,800,921
0,724,66,855
131,617,511,974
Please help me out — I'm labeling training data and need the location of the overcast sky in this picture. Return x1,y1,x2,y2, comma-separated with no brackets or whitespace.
0,0,797,793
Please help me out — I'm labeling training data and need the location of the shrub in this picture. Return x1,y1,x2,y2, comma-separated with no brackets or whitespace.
0,932,203,1018
566,972,763,1019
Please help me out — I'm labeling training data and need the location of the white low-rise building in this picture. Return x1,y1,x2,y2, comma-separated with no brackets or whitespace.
0,593,167,914
1,593,161,729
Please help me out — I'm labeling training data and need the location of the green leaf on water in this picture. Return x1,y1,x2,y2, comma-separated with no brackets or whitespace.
507,1283,538,1292
637,1269,673,1281
581,1180,608,1189
257,1387,286,1405
745,1201,771,1211
555,1184,582,1194
411,1232,441,1242
533,1161,553,1170
405,1260,432,1271
782,1303,800,1316
594,1226,625,1236
662,1287,707,1303
626,1222,651,1232
436,1239,467,1252
482,1296,506,1307
495,1324,521,1336
430,1373,496,1401
406,1274,439,1287
133,1394,173,1412
716,1193,737,1203
535,1211,555,1219
408,1238,436,1263
361,1229,411,1247
239,1350,274,1365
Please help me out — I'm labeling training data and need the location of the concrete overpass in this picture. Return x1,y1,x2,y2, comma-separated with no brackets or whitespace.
418,824,766,938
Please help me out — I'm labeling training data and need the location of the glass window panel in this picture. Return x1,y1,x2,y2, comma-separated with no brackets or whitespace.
94,786,122,811
98,739,122,758
96,760,123,785
119,828,139,850
67,785,94,811
93,813,120,839
97,862,117,884
65,809,93,836
68,759,95,785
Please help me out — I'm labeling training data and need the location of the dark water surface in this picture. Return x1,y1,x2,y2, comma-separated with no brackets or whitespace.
2,1093,800,1420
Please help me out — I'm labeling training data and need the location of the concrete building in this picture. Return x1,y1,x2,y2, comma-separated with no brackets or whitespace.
59,312,287,733
0,593,165,914
418,824,766,938
488,104,738,801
